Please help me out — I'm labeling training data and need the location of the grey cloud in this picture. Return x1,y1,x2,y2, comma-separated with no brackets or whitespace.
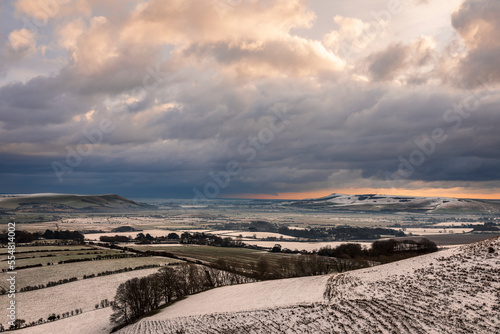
364,38,435,83
367,43,409,81
452,0,500,88
0,76,88,128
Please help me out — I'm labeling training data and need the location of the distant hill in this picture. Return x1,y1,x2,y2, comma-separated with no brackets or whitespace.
0,194,153,212
286,193,500,213
117,236,499,334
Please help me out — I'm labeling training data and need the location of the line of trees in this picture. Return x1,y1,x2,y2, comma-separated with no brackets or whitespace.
57,253,143,264
275,226,406,240
252,255,344,280
1,263,43,273
0,229,84,244
110,263,255,328
317,239,438,264
42,229,84,241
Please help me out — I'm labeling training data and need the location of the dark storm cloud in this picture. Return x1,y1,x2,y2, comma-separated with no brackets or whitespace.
2,79,500,197
452,0,500,88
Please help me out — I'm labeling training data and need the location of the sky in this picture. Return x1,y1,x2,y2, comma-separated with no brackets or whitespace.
1,0,500,200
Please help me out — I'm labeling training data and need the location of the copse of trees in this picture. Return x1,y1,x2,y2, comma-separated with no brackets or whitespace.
110,264,254,328
100,235,130,243
317,243,365,259
42,229,84,241
371,238,438,256
179,232,242,247
111,226,138,233
277,226,327,239
167,232,179,239
327,226,405,240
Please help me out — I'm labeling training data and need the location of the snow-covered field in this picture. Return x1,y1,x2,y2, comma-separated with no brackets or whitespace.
0,256,179,290
150,275,329,320
0,267,162,329
119,236,500,334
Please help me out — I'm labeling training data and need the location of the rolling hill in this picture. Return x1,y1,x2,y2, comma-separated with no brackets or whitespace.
0,194,152,212
287,193,500,213
116,236,499,334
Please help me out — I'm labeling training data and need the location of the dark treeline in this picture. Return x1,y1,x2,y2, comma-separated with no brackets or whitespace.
1,263,43,273
179,232,243,247
100,235,131,243
42,229,84,241
210,220,276,232
110,264,254,329
0,230,39,243
57,253,144,265
0,248,78,254
100,232,179,243
100,232,244,248
472,223,500,232
317,238,438,264
276,226,405,240
0,229,84,244
100,232,178,244
250,255,347,280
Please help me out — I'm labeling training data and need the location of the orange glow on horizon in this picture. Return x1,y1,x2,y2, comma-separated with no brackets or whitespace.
224,188,500,200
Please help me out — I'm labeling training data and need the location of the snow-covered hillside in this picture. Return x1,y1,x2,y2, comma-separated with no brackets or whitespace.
119,236,500,334
16,308,113,334
289,193,500,213
0,267,162,330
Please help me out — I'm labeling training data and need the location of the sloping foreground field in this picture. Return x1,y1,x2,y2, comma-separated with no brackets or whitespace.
0,268,162,329
119,237,499,334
